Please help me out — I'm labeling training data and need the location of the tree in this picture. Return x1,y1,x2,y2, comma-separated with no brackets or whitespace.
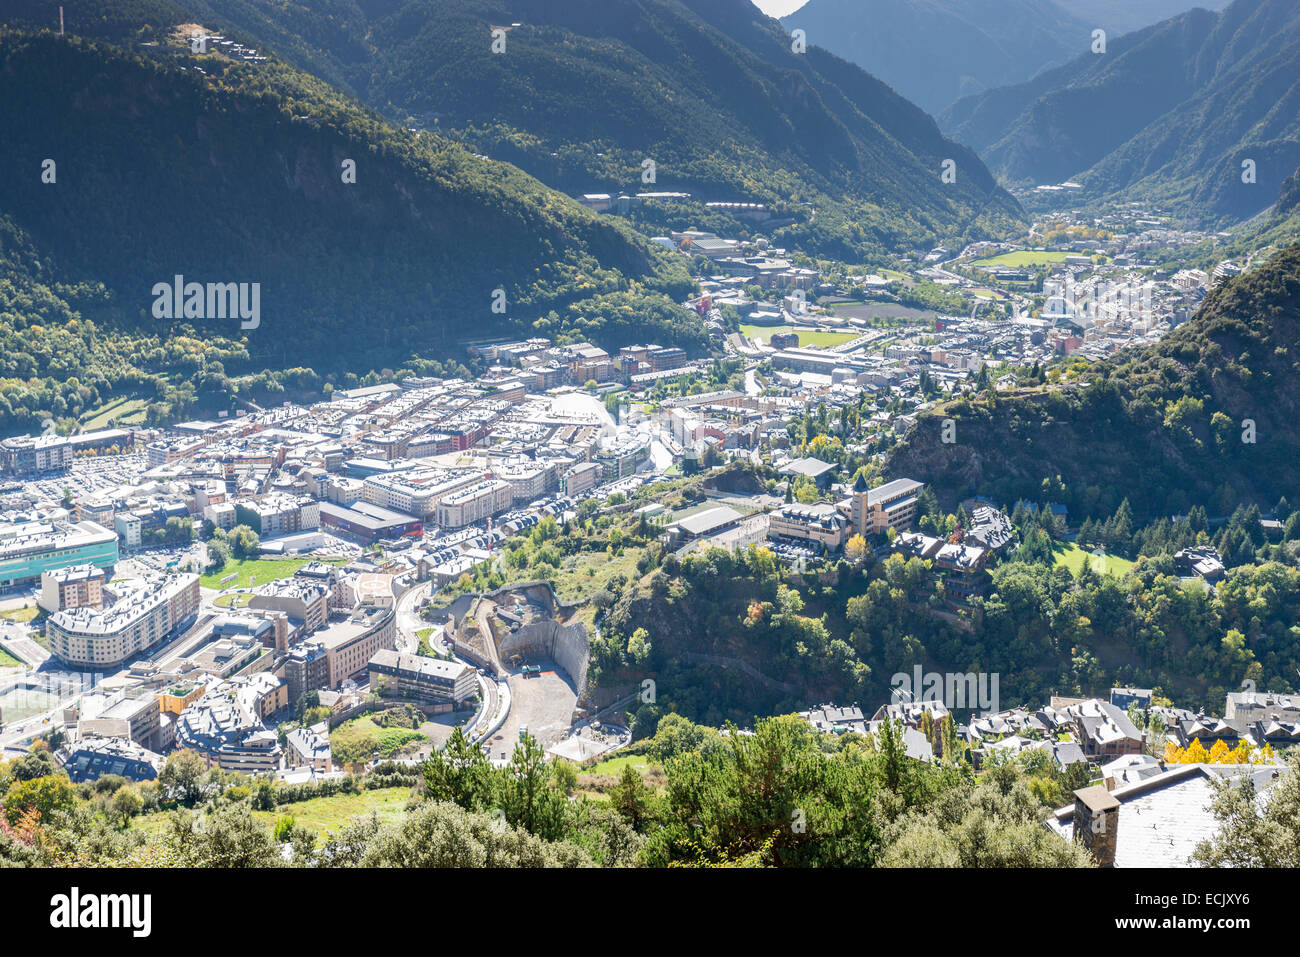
421,727,492,811
228,525,261,560
501,734,569,841
845,533,867,565
8,749,59,783
3,774,75,826
609,764,652,831
169,805,280,868
112,786,143,828
328,801,592,868
1194,752,1300,867
159,750,209,806
206,537,232,571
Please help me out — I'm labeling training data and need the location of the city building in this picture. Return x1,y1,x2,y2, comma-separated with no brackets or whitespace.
47,574,201,669
851,476,923,536
0,433,74,475
285,725,332,773
63,735,162,784
174,674,287,773
767,503,848,551
319,500,423,545
38,564,106,613
302,604,397,690
368,649,478,705
0,520,118,588
434,479,512,530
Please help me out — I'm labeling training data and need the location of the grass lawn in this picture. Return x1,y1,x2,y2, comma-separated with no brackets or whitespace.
330,715,426,764
972,249,1069,268
252,787,412,836
553,547,646,631
740,324,857,348
0,647,22,668
201,557,344,590
1052,541,1135,578
583,753,651,776
132,787,413,842
213,592,254,608
79,395,148,430
0,606,39,624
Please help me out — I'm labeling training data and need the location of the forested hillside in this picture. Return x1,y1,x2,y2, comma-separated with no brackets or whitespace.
130,0,1026,262
0,13,711,433
782,0,1090,115
886,243,1300,521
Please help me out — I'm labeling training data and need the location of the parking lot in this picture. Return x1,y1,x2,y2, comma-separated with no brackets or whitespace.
488,658,578,761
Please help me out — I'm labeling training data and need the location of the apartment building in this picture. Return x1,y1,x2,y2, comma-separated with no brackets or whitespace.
850,476,923,536
77,690,164,752
0,433,73,475
361,469,481,520
594,436,649,481
435,479,512,529
767,503,848,551
368,649,478,705
174,674,286,773
305,604,397,690
38,564,106,613
561,461,602,498
248,577,331,636
233,494,320,537
47,574,200,668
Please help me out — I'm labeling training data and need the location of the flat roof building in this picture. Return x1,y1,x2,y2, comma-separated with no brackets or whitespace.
48,573,200,669
0,520,118,587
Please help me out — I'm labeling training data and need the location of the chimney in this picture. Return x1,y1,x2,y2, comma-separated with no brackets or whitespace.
1073,786,1121,867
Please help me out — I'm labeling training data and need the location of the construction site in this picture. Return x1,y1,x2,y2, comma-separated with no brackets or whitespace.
433,581,618,761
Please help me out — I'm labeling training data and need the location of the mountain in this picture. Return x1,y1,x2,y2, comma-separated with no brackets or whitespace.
781,0,1091,116
0,8,719,434
940,0,1300,223
142,0,1025,262
779,0,1233,118
0,19,702,369
1062,0,1234,36
885,242,1300,521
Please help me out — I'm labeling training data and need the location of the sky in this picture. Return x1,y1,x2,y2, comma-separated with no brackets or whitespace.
752,0,808,16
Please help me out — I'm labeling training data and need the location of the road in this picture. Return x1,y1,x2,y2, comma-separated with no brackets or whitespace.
395,580,438,653
393,580,509,752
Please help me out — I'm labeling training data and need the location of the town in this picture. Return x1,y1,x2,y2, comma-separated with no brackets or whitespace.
0,196,1288,868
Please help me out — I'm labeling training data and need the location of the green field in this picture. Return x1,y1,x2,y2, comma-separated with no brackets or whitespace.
0,686,59,721
0,606,39,624
972,250,1069,268
201,557,343,590
253,787,412,836
1052,541,1135,578
0,647,22,668
79,395,148,430
132,787,413,841
331,715,426,764
740,324,857,348
582,753,652,776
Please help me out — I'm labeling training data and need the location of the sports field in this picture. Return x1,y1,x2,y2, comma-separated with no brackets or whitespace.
740,324,857,348
972,250,1069,268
